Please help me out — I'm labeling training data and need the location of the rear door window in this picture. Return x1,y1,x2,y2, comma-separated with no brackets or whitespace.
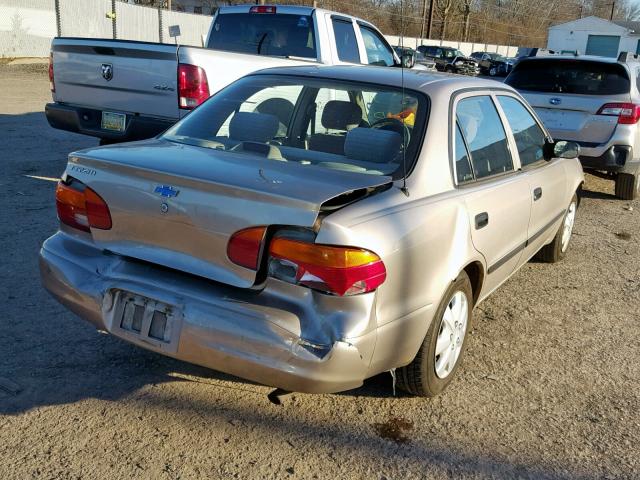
454,123,474,183
506,59,630,95
497,96,546,167
208,13,317,59
332,19,360,63
456,96,513,179
359,25,395,66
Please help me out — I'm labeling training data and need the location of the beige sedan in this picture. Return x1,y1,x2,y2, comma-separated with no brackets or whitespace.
40,66,584,398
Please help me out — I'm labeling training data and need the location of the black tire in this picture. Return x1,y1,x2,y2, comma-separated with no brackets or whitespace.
535,193,578,263
489,66,497,76
614,173,638,200
397,271,473,397
445,65,454,73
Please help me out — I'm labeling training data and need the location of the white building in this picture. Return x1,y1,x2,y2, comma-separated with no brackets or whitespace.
547,16,640,58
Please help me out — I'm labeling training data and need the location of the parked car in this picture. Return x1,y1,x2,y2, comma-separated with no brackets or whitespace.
471,51,512,76
393,46,437,70
40,65,583,398
45,4,405,144
506,52,640,199
417,45,479,75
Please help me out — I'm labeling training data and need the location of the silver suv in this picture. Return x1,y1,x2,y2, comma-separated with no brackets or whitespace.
506,53,640,199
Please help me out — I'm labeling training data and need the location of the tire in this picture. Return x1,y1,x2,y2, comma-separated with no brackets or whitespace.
445,66,454,73
535,193,578,263
614,172,638,200
397,271,473,397
489,66,497,76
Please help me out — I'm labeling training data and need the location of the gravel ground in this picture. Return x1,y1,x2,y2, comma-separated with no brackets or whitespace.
0,64,638,480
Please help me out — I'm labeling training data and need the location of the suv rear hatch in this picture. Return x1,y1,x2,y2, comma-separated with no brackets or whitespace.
66,140,390,288
506,58,632,144
51,38,180,120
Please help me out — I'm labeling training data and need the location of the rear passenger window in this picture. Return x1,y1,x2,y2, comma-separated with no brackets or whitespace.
497,96,546,167
456,96,513,179
454,123,473,183
332,20,360,63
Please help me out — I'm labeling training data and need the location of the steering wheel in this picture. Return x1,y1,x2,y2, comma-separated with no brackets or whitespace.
370,117,411,146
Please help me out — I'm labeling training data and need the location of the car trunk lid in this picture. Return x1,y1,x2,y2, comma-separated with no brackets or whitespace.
65,139,391,288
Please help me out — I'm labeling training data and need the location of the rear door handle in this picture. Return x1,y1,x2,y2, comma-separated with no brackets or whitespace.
533,187,543,201
475,212,489,230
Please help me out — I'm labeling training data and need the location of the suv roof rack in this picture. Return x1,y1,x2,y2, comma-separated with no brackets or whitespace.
618,51,640,62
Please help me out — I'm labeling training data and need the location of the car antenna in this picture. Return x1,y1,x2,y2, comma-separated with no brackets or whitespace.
399,0,409,197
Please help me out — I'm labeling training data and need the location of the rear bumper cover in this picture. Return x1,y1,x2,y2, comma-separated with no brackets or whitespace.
579,145,637,173
45,103,176,141
39,232,378,394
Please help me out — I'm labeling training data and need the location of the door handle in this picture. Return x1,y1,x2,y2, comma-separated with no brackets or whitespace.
533,187,543,201
475,212,489,230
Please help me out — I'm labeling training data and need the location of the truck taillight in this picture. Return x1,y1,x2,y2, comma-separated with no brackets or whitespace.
178,63,209,110
49,52,55,92
56,180,112,232
249,5,276,13
597,102,640,124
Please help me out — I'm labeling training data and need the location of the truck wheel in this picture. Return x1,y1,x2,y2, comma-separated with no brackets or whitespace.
535,193,578,263
614,173,638,200
397,271,473,397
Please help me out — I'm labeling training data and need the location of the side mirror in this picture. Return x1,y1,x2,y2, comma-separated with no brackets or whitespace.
543,139,580,160
401,53,414,68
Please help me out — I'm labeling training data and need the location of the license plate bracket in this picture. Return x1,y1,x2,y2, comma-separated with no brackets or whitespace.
105,291,182,353
101,111,126,132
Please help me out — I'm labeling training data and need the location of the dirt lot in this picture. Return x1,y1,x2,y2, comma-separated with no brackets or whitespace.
0,64,638,480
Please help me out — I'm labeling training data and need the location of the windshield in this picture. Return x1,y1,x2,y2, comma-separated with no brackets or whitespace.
207,13,317,59
443,49,464,59
163,75,428,178
489,53,506,61
506,59,630,95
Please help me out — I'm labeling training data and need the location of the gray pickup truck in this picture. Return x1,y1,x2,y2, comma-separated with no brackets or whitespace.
46,5,407,144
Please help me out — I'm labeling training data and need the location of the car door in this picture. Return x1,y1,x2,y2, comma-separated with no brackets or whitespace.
453,93,531,296
495,94,569,260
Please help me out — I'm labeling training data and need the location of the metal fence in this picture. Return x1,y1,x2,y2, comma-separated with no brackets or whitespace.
0,0,211,57
1,0,519,59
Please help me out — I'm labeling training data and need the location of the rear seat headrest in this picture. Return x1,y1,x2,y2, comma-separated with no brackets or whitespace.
229,111,279,143
321,101,362,130
344,128,402,164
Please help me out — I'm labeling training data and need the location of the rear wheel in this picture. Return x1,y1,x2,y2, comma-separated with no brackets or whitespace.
397,272,473,397
536,193,578,263
614,172,638,200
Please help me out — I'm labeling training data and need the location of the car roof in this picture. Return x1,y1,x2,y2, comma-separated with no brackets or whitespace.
251,64,515,93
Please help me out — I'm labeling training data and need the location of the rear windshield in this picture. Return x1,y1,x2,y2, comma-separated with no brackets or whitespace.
506,59,630,95
207,13,317,59
163,74,428,178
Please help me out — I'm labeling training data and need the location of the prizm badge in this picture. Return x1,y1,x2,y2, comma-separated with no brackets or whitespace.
549,97,562,105
154,185,179,198
69,165,97,176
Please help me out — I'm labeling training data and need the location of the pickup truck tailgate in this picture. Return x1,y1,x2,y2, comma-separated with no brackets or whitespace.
52,38,179,119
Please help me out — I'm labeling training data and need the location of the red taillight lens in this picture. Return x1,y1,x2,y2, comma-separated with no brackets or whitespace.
55,181,112,232
178,63,209,110
597,102,640,124
227,227,267,270
249,5,276,13
268,238,386,296
48,52,55,92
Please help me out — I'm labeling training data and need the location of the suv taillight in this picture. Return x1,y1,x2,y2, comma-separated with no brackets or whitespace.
178,63,209,110
597,102,640,124
227,228,387,296
49,52,55,92
56,180,112,232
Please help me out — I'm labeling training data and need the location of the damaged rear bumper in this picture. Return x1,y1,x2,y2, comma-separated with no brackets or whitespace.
39,233,376,394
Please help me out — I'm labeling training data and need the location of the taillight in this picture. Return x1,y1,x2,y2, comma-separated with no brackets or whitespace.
249,5,276,13
268,238,386,296
48,52,55,92
55,181,112,232
597,102,640,124
227,227,267,270
178,63,209,110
